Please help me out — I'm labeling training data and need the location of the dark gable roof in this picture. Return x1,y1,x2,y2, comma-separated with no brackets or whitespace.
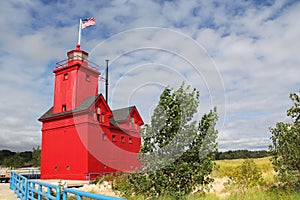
112,106,135,121
110,106,135,126
39,96,136,125
39,94,100,121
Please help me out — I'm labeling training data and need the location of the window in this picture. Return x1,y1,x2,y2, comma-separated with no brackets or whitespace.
66,166,70,170
55,166,59,171
112,135,116,142
121,136,125,143
62,105,67,112
102,133,107,141
129,137,132,144
96,108,100,122
131,117,135,129
96,107,103,122
97,114,105,122
103,164,107,169
86,74,90,81
64,73,68,80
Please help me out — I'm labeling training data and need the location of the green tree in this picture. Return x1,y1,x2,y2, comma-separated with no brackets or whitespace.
20,151,32,163
0,150,15,165
2,153,25,168
32,146,41,167
117,84,218,199
269,92,300,190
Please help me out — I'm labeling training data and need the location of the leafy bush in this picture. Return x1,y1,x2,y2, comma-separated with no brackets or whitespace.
226,159,264,192
90,175,104,185
112,174,134,198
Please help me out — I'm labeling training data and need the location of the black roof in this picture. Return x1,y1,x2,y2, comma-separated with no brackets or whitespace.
110,106,135,126
112,106,135,121
39,95,100,121
39,95,135,124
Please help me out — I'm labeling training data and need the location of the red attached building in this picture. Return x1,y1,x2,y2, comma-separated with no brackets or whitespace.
39,45,144,180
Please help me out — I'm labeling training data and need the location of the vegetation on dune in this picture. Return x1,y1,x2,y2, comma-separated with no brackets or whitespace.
110,157,300,199
110,89,300,199
269,92,300,190
213,157,273,178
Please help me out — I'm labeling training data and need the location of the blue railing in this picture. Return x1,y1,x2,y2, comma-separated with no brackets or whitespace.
27,180,61,200
10,172,28,199
10,172,60,200
63,188,122,200
10,172,124,200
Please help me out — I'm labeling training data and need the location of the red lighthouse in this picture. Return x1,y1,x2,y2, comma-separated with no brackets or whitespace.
39,45,144,180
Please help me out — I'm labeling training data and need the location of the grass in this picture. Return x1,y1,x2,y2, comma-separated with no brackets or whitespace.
226,188,300,200
194,157,299,200
109,157,300,200
130,189,300,200
212,157,274,178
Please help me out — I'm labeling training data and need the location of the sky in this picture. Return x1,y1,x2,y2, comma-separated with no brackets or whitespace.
0,0,299,152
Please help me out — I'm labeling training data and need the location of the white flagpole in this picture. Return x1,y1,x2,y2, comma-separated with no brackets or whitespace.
77,19,82,46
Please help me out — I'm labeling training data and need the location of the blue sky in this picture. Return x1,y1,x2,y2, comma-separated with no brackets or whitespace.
0,0,299,151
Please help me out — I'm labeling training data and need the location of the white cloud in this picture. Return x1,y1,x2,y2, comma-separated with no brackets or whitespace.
0,0,299,151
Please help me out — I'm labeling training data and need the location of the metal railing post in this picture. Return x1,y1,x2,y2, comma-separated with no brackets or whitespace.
56,186,61,200
38,184,42,200
9,171,14,190
24,179,28,200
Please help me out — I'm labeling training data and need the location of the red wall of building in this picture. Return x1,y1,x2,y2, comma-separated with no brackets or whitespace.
52,65,99,114
86,122,141,175
74,66,99,108
41,113,141,179
41,115,89,180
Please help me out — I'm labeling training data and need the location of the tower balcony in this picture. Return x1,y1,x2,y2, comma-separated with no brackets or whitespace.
55,47,99,71
55,56,100,71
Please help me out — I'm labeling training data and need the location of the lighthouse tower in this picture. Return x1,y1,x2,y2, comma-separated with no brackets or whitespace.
39,45,144,180
52,45,100,114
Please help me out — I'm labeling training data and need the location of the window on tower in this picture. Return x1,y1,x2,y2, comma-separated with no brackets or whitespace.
62,105,67,112
86,74,90,81
64,73,68,80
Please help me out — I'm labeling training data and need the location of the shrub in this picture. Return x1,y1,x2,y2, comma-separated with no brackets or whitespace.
226,159,264,192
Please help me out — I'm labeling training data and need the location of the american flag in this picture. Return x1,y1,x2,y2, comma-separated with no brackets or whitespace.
99,76,106,82
82,18,96,29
